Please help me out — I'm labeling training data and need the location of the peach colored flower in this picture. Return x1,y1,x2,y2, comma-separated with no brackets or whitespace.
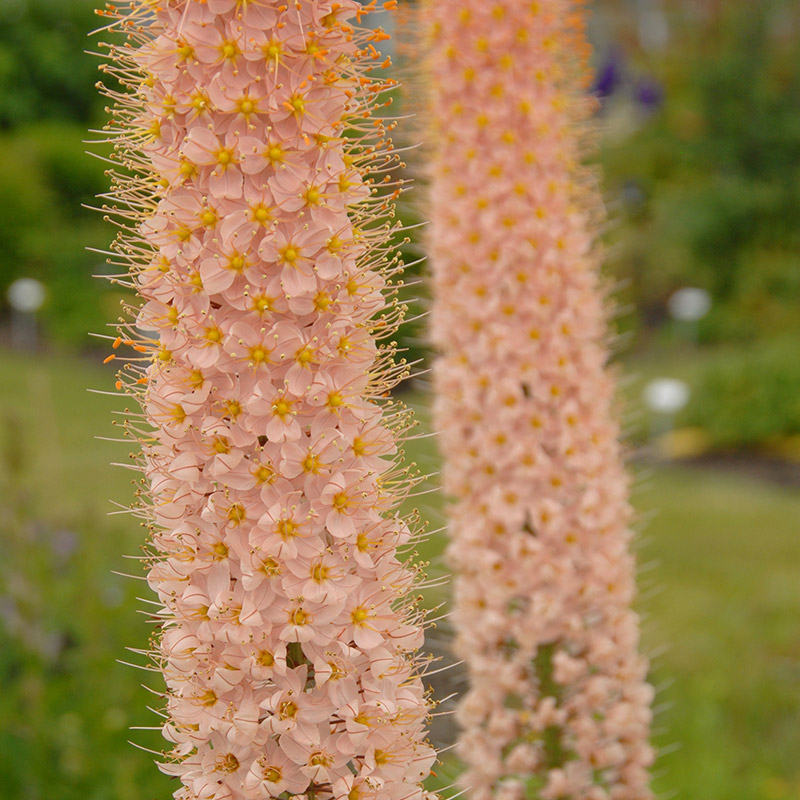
424,2,655,799
96,2,437,799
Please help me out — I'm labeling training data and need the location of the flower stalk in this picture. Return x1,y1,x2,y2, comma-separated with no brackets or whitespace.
424,2,655,799
94,2,437,798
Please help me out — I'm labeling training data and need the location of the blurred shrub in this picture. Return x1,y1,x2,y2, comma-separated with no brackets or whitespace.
602,0,800,342
0,0,102,129
0,413,171,800
0,123,119,349
686,340,800,449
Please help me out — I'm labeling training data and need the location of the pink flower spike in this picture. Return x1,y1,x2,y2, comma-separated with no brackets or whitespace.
95,2,439,800
425,1,656,798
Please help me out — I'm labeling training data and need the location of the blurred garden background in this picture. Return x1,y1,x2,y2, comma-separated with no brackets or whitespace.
0,0,799,798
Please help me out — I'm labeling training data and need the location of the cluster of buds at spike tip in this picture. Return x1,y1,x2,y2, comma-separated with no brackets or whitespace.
424,2,655,800
93,1,438,799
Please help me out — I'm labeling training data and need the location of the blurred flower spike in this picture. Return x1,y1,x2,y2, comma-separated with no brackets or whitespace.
425,1,656,799
93,1,438,799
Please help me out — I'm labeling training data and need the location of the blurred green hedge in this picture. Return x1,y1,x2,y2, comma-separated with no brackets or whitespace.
686,339,800,450
601,1,800,343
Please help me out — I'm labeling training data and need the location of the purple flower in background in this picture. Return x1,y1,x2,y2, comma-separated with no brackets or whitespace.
636,77,664,112
594,48,624,98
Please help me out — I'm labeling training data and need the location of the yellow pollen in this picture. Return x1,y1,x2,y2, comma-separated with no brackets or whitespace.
304,186,321,205
351,607,369,625
228,503,246,524
225,400,241,418
213,437,231,454
327,391,344,409
189,369,204,387
332,492,349,510
252,204,272,224
326,235,343,253
267,144,284,163
220,41,239,60
311,563,329,583
190,91,208,112
288,609,309,627
281,245,299,264
290,95,305,114
314,291,332,311
238,98,254,115
171,404,186,423
200,690,217,706
257,650,275,667
352,437,366,456
279,699,299,717
356,532,370,552
273,398,292,418
277,519,297,538
228,254,245,272
264,41,283,60
252,295,274,314
212,541,228,558
158,348,171,362
260,556,281,576
374,749,389,766
254,464,274,484
217,148,234,167
205,326,222,343
179,159,197,178
200,209,217,227
263,766,282,783
296,347,314,366
250,345,268,364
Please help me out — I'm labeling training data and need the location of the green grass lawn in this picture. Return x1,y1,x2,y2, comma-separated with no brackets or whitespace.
1,348,798,800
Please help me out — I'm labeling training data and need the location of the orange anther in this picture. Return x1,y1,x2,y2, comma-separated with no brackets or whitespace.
103,354,116,364
112,336,122,348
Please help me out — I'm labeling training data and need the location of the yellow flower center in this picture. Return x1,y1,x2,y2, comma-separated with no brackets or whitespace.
273,398,292,418
250,345,269,364
254,464,274,484
220,41,239,60
332,492,349,511
288,609,309,627
257,650,275,667
280,245,299,264
264,766,282,783
351,606,369,625
267,144,284,164
252,204,272,224
200,209,217,227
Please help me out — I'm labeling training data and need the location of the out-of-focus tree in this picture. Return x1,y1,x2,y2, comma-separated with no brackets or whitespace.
0,0,102,129
600,0,800,342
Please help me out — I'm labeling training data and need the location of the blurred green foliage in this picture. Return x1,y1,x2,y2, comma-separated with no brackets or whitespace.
686,338,800,449
0,0,121,349
602,1,800,341
0,351,172,800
